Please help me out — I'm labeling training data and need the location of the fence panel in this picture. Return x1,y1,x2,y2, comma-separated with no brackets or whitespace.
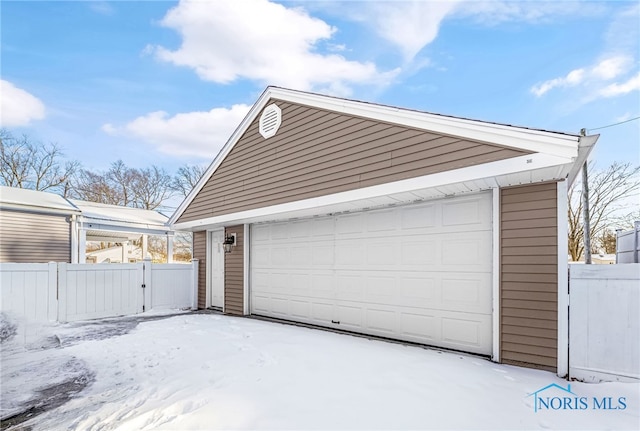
0,262,57,322
58,263,143,322
616,223,639,263
147,262,195,310
569,264,640,382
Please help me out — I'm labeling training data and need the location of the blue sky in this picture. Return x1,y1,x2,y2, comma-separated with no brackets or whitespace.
2,0,639,179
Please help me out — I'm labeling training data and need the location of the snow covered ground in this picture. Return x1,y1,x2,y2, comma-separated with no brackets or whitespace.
2,311,638,430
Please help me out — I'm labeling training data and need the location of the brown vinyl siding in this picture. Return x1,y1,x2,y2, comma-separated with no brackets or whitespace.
178,100,531,223
0,209,70,263
224,225,244,315
500,182,558,371
193,231,207,309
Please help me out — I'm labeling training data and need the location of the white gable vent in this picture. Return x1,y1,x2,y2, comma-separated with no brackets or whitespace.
259,103,282,139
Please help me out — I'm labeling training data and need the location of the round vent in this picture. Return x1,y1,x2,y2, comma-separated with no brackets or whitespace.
259,103,282,139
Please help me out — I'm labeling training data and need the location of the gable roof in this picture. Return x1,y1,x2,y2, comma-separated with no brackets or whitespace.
169,86,598,225
0,186,80,215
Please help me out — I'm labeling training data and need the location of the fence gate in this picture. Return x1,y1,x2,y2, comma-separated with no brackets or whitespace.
58,263,144,322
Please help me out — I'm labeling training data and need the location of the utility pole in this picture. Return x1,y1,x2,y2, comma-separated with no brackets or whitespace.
580,128,592,264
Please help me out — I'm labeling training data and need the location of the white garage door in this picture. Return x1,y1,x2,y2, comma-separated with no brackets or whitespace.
250,192,493,355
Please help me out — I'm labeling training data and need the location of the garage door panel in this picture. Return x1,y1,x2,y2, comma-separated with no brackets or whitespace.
397,275,437,305
252,224,271,242
366,242,398,266
336,304,364,330
336,242,365,265
441,314,491,353
400,312,437,341
336,213,365,234
311,273,335,300
289,220,312,238
364,275,396,304
311,302,334,323
442,197,490,227
336,273,365,301
401,203,437,229
441,276,492,314
252,295,271,314
312,245,334,265
441,233,491,267
290,300,310,319
250,192,492,355
401,241,438,266
366,208,398,232
271,297,289,316
312,218,335,236
365,307,397,334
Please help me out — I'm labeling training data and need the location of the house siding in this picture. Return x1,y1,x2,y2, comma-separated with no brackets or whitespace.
500,182,558,371
193,230,207,309
178,100,531,223
224,225,244,315
0,209,71,263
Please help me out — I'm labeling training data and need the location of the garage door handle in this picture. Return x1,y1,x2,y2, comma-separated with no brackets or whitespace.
331,320,340,325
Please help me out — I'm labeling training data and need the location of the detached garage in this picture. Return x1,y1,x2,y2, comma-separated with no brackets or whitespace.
170,87,598,376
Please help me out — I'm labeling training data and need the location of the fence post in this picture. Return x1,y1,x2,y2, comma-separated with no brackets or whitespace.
634,221,639,264
57,262,68,323
48,262,58,322
191,258,199,310
143,258,152,312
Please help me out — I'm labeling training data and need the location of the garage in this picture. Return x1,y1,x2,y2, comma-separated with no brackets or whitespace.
250,192,493,355
172,87,599,373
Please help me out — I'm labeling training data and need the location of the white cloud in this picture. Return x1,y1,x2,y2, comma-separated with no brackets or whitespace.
102,105,251,158
0,80,46,127
530,55,633,97
326,0,604,65
89,1,114,16
599,72,640,98
592,56,632,80
365,1,460,61
151,0,397,95
531,67,586,97
458,1,605,25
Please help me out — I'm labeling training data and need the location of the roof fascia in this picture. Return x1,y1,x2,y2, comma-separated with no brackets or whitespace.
0,202,81,216
566,134,599,187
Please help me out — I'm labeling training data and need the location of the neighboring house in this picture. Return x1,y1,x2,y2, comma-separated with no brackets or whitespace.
0,186,80,263
0,186,175,263
591,253,616,264
170,86,599,377
86,244,144,264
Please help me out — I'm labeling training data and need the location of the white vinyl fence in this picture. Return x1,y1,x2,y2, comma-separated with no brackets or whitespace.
616,222,639,263
1,259,198,326
569,264,640,382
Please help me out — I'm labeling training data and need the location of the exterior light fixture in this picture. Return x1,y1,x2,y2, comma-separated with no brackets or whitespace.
223,234,236,253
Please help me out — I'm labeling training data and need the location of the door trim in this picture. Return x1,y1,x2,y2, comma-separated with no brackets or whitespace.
207,228,225,310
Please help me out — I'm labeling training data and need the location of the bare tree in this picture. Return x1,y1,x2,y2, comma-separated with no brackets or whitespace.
0,129,79,195
134,165,173,210
171,164,207,197
568,161,640,261
71,160,173,210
